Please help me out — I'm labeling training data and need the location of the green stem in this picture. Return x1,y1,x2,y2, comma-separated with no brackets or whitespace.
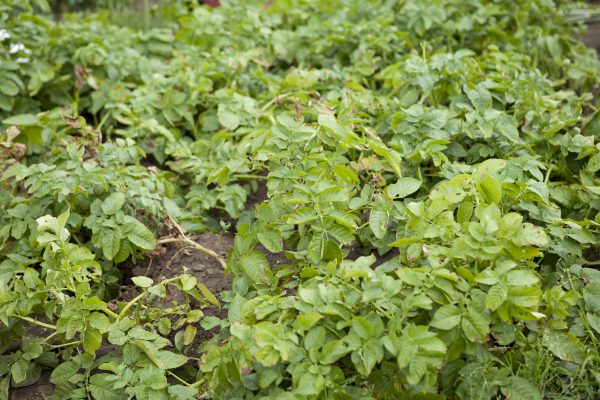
103,307,119,320
117,292,148,321
51,340,82,349
167,370,192,387
234,174,267,180
12,315,56,330
117,276,181,321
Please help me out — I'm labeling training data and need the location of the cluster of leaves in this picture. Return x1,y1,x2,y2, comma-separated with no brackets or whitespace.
1,0,600,399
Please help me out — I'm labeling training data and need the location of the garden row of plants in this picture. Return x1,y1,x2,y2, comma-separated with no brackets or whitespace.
1,0,600,398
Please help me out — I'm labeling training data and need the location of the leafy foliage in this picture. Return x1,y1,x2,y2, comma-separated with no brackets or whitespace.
1,0,600,399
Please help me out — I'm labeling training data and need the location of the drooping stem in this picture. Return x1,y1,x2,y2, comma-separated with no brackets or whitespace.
157,215,227,270
156,237,227,269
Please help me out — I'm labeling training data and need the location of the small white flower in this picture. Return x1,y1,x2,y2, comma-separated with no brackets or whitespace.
0,29,10,41
16,57,29,64
9,42,26,54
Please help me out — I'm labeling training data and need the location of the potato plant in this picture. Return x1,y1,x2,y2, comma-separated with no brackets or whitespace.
1,0,600,399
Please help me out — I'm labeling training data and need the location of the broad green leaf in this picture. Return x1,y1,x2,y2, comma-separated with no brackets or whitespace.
287,208,318,224
131,276,154,288
542,330,586,364
168,385,198,400
89,374,126,400
83,328,103,354
478,176,502,204
465,85,492,111
485,283,508,311
430,304,461,330
88,312,111,333
101,227,121,260
369,206,388,239
257,226,283,253
10,360,29,384
386,177,422,199
501,376,541,400
123,217,156,250
2,113,38,126
240,250,271,286
218,108,240,130
101,192,126,215
472,159,507,185
157,350,188,369
461,311,490,341
294,312,323,332
506,270,539,286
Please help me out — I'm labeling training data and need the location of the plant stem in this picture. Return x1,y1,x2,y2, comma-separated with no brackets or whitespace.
12,315,56,330
167,370,192,387
157,215,227,269
117,291,148,321
51,340,82,349
156,237,227,269
234,173,267,180
103,307,120,320
117,276,181,321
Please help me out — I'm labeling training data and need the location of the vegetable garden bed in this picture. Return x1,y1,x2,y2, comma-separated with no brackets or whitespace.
2,1,600,399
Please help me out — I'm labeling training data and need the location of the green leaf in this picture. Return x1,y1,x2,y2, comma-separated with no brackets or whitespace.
478,176,502,204
10,360,29,384
587,152,600,173
257,226,283,253
83,328,103,354
198,282,221,308
89,374,126,400
472,159,507,185
168,385,198,400
294,312,323,332
101,228,121,260
88,312,111,333
123,217,156,250
2,113,38,126
240,250,271,286
50,361,79,384
218,107,240,130
287,208,318,224
542,330,587,364
386,177,422,199
485,283,508,311
157,350,188,369
352,316,374,339
496,115,522,144
501,376,541,400
465,85,492,111
131,276,154,288
461,311,490,341
101,192,126,215
430,304,461,330
308,234,324,263
369,206,388,239
506,270,539,287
